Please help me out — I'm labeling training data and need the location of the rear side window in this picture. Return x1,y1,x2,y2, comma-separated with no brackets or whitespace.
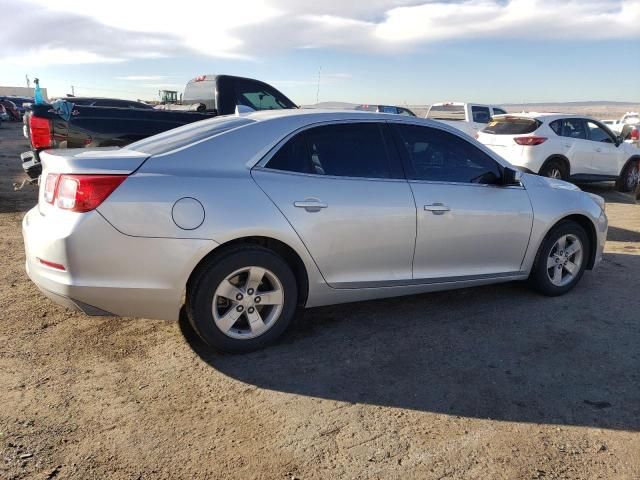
492,108,507,116
560,118,587,140
471,106,491,124
482,117,541,135
427,105,465,121
397,107,416,117
395,124,501,184
266,123,392,179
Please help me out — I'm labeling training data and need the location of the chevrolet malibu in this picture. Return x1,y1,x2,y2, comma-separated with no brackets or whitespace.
23,110,608,352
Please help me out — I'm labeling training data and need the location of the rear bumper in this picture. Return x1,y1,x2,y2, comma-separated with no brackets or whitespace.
23,206,215,321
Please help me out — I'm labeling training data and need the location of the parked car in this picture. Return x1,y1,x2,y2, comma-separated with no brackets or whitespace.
0,104,8,123
355,104,416,116
23,110,607,353
20,75,297,179
0,96,32,116
604,112,639,148
0,100,21,121
54,97,154,109
477,113,640,192
425,102,507,137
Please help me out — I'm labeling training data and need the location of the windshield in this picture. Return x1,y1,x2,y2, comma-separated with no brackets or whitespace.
482,117,541,135
126,116,255,155
427,105,465,121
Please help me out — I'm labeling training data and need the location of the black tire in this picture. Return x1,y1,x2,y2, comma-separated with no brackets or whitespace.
528,220,590,296
186,246,298,353
615,159,640,193
539,158,568,180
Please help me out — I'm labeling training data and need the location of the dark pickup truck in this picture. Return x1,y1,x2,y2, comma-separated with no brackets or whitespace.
21,74,297,179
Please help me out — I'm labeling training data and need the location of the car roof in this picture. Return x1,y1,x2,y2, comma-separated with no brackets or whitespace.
493,112,598,122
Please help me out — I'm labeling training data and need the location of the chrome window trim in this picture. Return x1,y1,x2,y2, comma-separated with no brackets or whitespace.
251,166,408,184
408,179,525,190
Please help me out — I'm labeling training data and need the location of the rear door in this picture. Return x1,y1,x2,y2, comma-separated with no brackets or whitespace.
392,122,533,280
252,122,416,288
556,118,591,175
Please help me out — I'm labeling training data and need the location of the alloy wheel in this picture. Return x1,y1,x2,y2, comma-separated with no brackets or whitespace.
212,266,284,339
546,234,584,287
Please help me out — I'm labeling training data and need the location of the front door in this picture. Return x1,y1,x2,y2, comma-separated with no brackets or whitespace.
252,122,416,288
585,120,622,177
391,122,533,280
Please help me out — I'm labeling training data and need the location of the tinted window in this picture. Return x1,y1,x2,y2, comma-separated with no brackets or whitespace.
395,124,501,184
266,123,391,179
471,106,491,124
550,120,562,135
482,117,541,135
427,105,465,121
587,121,614,143
397,107,416,117
380,105,398,114
560,119,586,139
492,108,507,116
235,80,292,111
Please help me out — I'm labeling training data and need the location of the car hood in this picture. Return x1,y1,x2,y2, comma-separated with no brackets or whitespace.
521,173,582,192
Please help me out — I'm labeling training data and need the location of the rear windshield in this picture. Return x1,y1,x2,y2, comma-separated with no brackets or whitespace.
482,117,541,135
183,79,216,108
427,105,465,121
126,117,254,155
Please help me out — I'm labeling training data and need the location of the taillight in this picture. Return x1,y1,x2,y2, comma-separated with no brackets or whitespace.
42,174,127,212
514,136,547,146
29,116,52,149
631,128,639,141
43,173,59,204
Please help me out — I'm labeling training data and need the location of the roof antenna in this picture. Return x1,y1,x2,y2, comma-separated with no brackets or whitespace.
316,66,321,105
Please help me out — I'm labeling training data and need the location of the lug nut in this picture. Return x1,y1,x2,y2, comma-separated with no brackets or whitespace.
247,288,255,295
248,307,255,314
254,296,261,304
236,305,244,312
236,293,243,301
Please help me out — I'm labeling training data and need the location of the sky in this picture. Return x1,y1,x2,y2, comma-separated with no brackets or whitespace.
1,0,639,105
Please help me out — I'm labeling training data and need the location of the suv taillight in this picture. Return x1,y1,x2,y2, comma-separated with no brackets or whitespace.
631,127,639,141
514,136,547,146
42,174,127,212
29,116,52,149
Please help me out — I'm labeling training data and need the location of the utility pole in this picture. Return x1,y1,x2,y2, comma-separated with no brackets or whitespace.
71,85,75,96
25,75,30,89
316,66,322,105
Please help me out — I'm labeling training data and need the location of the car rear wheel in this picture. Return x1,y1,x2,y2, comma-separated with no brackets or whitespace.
539,159,568,181
616,159,640,192
187,246,298,353
528,221,589,296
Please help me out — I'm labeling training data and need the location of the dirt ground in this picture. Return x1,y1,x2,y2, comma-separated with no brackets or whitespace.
1,121,639,480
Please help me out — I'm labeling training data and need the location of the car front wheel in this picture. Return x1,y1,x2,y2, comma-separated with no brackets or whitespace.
616,159,640,193
528,221,590,296
187,246,298,353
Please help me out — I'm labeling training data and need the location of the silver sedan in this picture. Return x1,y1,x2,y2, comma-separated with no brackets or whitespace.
22,110,608,352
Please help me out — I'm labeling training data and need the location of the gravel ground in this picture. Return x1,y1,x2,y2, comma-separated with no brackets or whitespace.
1,121,639,479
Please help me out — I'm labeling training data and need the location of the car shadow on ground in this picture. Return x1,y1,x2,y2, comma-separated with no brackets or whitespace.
180,252,640,431
579,183,637,205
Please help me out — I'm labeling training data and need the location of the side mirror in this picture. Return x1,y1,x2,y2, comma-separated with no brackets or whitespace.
502,167,523,186
615,135,624,147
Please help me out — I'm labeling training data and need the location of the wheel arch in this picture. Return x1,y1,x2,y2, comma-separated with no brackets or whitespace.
553,214,598,270
186,236,310,307
539,155,571,177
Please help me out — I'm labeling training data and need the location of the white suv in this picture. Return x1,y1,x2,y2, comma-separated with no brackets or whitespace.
477,113,640,192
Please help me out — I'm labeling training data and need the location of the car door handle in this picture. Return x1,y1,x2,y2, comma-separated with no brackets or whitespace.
564,144,572,148
595,147,602,152
294,199,328,212
424,203,450,215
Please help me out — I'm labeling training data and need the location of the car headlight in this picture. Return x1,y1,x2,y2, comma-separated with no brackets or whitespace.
587,192,606,212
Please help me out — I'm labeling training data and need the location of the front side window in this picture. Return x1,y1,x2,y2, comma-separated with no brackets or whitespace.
586,121,614,143
266,123,391,179
471,106,491,124
395,124,501,184
560,118,587,140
